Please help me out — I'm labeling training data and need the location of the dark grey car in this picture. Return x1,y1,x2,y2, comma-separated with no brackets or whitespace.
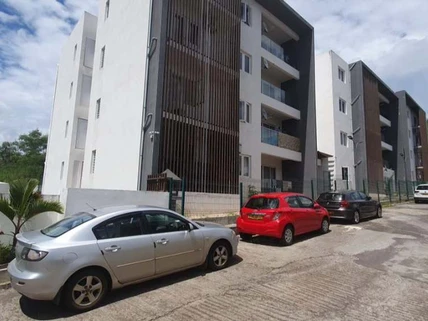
316,191,382,224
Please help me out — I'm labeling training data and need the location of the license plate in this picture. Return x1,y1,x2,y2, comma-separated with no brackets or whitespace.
248,214,264,220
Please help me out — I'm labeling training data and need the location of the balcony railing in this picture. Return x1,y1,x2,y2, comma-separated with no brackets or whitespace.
261,80,286,104
261,126,300,152
261,35,285,61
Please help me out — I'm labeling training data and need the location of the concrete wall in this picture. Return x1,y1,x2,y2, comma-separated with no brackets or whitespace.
63,188,169,216
182,193,240,218
42,13,97,195
82,0,151,191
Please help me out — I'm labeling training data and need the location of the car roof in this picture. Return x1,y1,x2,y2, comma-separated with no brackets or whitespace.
86,205,170,217
251,192,305,198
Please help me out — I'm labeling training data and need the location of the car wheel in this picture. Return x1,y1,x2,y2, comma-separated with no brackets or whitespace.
207,241,230,271
415,199,419,204
240,233,252,241
63,269,108,312
352,211,360,224
376,206,382,218
320,218,329,234
280,225,294,246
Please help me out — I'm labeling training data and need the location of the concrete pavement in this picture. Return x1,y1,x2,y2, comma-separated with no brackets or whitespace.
1,202,428,320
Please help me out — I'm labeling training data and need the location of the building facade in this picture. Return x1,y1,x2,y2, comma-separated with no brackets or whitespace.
43,0,317,195
396,91,428,183
315,51,355,190
42,12,97,195
350,61,399,192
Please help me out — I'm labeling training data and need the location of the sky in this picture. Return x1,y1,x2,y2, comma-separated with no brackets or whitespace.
0,0,427,142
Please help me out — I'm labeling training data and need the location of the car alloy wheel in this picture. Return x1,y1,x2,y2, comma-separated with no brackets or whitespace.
280,226,294,246
353,211,360,224
72,276,103,307
377,207,382,218
208,241,230,271
321,218,329,234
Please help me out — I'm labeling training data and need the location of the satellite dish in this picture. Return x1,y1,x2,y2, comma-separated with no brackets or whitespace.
262,108,269,120
263,58,269,69
262,22,269,33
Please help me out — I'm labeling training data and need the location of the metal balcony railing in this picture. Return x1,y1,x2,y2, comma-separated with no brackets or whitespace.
261,35,285,61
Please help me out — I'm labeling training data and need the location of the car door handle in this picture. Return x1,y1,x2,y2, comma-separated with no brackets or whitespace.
156,238,169,245
105,246,121,253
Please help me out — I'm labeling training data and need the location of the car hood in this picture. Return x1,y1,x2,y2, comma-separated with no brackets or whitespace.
194,221,226,229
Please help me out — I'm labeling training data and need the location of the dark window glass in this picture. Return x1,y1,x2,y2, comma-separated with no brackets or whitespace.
417,185,428,191
349,192,361,201
145,212,189,234
42,213,95,238
298,196,314,208
93,213,143,240
286,196,300,208
318,193,343,202
245,197,279,209
358,192,368,200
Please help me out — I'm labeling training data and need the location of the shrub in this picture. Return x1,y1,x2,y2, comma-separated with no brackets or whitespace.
248,185,260,198
0,243,14,265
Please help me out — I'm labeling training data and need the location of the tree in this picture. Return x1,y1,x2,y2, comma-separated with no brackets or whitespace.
0,178,63,247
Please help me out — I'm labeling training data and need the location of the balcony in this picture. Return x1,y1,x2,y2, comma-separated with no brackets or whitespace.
261,80,300,119
379,115,391,127
381,141,393,151
261,126,300,152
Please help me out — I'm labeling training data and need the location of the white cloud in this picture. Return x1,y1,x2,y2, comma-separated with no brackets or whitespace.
0,11,18,23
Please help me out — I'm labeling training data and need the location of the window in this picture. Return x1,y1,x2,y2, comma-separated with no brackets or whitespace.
69,82,73,98
318,193,343,201
80,75,92,106
286,196,300,208
96,99,101,119
298,196,314,209
240,155,251,177
239,101,251,123
93,213,144,240
241,2,251,25
189,22,199,47
339,98,346,114
358,192,369,200
145,212,189,234
42,212,95,238
65,121,69,138
349,192,361,201
75,118,88,149
246,197,279,209
407,110,410,119
73,44,77,61
240,52,251,74
91,150,96,174
60,161,65,179
340,131,348,147
100,46,105,68
342,167,349,181
338,67,345,82
105,0,110,20
84,38,96,68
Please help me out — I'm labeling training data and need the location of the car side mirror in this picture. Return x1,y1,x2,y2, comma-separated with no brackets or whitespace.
313,203,321,209
366,196,372,201
188,223,195,231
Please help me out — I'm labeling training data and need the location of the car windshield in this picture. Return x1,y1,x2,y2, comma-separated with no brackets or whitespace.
318,193,343,201
41,212,95,237
417,185,428,191
246,197,279,209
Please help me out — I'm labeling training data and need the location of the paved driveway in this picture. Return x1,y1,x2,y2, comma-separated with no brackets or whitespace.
2,203,428,320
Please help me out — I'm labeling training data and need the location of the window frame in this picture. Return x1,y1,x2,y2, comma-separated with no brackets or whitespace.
90,150,96,174
92,212,146,240
96,98,101,119
338,67,345,82
241,2,251,25
73,44,78,62
69,82,73,98
240,52,251,74
340,131,348,147
60,161,65,180
240,155,251,177
342,167,349,181
297,196,314,209
239,101,251,123
100,46,106,69
65,120,69,138
339,98,346,114
105,0,110,20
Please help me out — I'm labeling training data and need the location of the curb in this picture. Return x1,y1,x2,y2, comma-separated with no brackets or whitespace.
0,282,10,290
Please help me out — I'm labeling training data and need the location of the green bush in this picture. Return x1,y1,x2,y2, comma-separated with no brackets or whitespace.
0,244,14,265
248,185,260,198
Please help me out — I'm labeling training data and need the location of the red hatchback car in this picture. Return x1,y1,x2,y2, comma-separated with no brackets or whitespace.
236,192,330,246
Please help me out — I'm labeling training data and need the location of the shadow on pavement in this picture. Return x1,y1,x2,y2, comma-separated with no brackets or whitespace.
241,230,331,247
19,255,243,320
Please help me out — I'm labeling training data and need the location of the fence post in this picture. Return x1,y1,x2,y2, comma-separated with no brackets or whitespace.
334,180,337,191
181,178,186,216
388,180,392,203
346,180,349,190
168,178,173,210
398,181,401,203
363,180,366,194
311,180,315,200
376,181,380,202
239,182,243,209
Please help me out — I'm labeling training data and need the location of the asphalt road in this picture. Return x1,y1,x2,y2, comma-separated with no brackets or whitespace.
1,202,428,321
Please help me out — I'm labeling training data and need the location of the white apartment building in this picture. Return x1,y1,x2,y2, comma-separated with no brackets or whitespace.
42,12,97,195
315,51,355,190
43,0,317,196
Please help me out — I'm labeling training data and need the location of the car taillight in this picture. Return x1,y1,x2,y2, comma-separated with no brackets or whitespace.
21,247,48,261
272,212,281,220
415,190,420,194
340,200,349,208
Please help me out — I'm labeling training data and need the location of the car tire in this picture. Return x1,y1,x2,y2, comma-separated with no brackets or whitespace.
280,225,294,246
63,269,108,312
320,218,329,234
415,199,419,204
207,241,230,271
352,210,360,224
240,233,252,241
376,206,382,218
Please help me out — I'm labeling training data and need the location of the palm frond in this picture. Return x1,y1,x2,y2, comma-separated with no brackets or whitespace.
22,200,63,227
0,197,16,226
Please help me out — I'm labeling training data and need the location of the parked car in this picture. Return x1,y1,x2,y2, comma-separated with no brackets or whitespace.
316,191,382,224
8,206,239,312
414,184,428,203
236,192,330,246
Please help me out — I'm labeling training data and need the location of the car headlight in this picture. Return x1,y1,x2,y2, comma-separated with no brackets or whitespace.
21,247,48,261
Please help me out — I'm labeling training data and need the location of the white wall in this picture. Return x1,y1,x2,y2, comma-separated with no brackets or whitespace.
42,12,97,195
82,0,151,191
63,188,169,216
315,51,355,189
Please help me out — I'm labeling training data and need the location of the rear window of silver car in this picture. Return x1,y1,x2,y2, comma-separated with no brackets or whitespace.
41,212,95,237
246,197,279,209
416,185,428,191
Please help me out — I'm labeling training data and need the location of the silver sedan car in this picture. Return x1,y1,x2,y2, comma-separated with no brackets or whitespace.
8,205,239,311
